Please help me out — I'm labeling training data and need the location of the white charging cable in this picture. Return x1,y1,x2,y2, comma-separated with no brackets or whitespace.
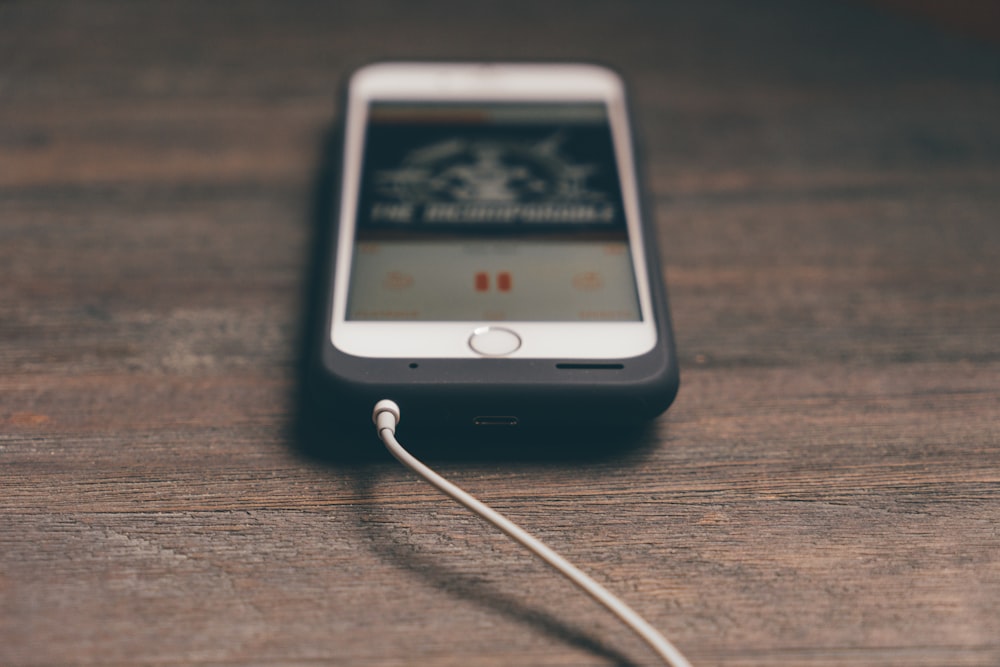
372,399,692,667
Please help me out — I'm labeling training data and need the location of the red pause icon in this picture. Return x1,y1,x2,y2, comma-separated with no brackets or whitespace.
474,272,512,292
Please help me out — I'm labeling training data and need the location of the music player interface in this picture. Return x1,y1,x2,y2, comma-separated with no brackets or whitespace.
346,102,641,322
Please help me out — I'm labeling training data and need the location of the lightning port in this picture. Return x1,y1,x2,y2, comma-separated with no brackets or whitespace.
473,416,519,427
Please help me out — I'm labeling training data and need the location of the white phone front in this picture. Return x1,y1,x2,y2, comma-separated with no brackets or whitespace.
331,62,658,360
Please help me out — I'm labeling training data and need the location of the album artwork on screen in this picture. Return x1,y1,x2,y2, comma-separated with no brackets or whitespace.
347,102,641,322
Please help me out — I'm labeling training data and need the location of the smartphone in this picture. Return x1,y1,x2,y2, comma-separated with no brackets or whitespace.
311,62,678,438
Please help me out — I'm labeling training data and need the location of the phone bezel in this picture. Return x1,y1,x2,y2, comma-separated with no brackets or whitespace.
331,62,657,359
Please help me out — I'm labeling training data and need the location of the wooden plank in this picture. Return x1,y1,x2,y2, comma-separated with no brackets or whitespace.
1,1,999,665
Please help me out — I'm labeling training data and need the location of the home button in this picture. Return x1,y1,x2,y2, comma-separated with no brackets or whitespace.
468,326,521,357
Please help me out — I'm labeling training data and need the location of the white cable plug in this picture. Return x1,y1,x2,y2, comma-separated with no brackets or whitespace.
371,399,692,667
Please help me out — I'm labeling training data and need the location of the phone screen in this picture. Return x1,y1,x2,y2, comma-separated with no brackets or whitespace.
345,102,642,322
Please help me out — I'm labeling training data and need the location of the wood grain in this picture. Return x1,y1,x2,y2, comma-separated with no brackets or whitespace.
2,1,999,665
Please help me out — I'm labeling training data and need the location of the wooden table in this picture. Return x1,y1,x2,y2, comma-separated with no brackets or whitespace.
2,2,998,665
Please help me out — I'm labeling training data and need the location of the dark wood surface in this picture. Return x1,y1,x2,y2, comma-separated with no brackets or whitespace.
2,2,998,665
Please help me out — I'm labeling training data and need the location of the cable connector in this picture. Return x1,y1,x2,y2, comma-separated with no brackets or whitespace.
372,399,401,434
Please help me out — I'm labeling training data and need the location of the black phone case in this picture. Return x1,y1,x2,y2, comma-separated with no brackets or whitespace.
306,68,679,446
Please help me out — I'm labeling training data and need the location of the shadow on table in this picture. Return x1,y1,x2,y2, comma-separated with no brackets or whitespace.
345,467,647,667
